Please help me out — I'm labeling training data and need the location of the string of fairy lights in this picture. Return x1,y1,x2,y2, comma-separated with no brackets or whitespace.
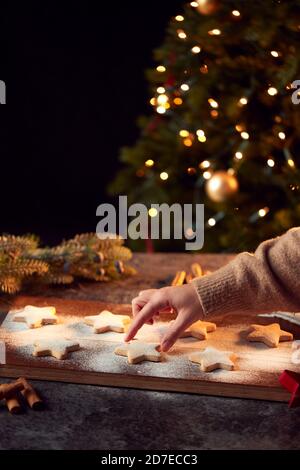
140,0,299,230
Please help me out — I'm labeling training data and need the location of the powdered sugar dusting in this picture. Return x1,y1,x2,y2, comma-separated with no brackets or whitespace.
1,309,300,387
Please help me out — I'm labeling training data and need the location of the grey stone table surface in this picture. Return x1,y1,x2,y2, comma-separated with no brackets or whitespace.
1,253,300,450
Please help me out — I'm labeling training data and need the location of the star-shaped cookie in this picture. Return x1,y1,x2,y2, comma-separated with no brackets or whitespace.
246,323,293,348
33,338,80,360
13,305,58,329
115,341,162,364
189,347,236,372
180,320,217,340
84,310,131,334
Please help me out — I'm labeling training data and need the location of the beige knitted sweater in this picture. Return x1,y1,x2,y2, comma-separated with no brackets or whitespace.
192,227,300,317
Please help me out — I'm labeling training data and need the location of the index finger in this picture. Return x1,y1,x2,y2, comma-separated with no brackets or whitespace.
125,294,167,341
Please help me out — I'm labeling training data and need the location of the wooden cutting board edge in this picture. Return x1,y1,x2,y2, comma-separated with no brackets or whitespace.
0,364,290,403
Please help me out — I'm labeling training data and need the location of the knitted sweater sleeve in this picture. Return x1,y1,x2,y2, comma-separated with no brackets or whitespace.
192,227,300,316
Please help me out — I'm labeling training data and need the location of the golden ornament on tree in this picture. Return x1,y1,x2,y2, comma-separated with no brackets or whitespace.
196,0,220,15
205,171,239,203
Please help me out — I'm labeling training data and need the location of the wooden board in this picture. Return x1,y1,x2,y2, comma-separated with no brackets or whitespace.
0,295,299,402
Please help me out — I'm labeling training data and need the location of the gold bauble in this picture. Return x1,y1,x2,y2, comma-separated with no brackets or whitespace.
205,171,239,203
196,0,220,15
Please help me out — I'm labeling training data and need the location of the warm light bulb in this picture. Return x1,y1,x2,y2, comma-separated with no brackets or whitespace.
235,152,243,160
157,94,169,105
145,159,154,168
190,1,198,6
198,135,207,143
241,131,249,140
187,167,196,175
185,227,194,237
181,83,190,91
288,159,295,168
203,171,212,180
267,158,275,167
173,97,183,105
150,97,156,106
200,64,208,74
156,65,166,72
177,29,187,39
208,29,221,36
208,98,219,108
183,138,193,147
258,208,269,218
232,10,241,17
157,87,166,94
200,160,210,169
239,97,248,105
156,106,166,114
278,131,286,140
208,218,216,227
179,129,189,137
148,208,158,218
235,124,244,132
268,87,278,96
270,50,279,57
191,46,201,54
196,129,205,137
160,172,169,181
175,15,184,22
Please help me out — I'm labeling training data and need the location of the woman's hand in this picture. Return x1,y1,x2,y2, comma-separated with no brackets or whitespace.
125,283,204,352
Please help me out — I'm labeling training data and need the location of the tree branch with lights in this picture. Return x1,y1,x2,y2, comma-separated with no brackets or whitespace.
110,0,300,252
0,234,136,294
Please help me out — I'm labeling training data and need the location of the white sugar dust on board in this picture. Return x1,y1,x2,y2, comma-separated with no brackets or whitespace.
0,310,299,388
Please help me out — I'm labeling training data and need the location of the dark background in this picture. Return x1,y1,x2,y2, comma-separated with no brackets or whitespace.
0,0,183,245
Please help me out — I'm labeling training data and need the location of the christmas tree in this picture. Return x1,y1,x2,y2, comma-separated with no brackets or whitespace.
110,0,300,252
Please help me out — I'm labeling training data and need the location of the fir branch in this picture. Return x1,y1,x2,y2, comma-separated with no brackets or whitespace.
0,234,39,256
0,276,22,294
0,232,135,294
105,246,133,262
41,272,74,285
0,259,48,277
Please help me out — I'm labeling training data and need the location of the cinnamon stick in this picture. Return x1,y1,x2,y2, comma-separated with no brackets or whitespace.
171,271,186,286
191,263,203,278
0,380,24,400
19,377,44,410
6,395,22,414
